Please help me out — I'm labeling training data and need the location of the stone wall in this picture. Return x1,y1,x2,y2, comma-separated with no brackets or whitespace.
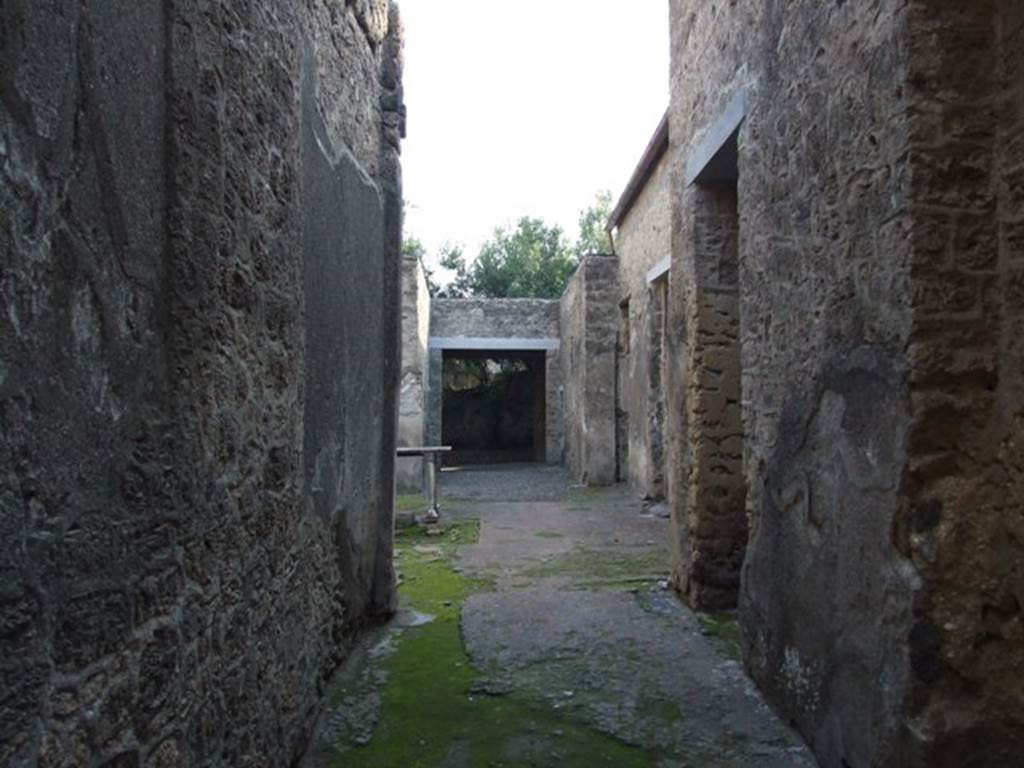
666,0,1023,765
396,255,431,491
0,1,404,765
896,2,1024,762
675,181,746,611
559,257,618,485
613,153,672,498
666,6,916,764
430,298,560,339
427,298,563,464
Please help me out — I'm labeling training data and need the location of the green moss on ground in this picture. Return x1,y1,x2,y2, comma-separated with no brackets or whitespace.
697,612,742,662
395,493,429,513
341,522,656,768
523,547,667,582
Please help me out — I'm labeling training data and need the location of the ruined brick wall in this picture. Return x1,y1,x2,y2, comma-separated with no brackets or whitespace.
668,0,1023,765
0,1,404,765
614,154,672,499
559,257,618,485
397,255,431,491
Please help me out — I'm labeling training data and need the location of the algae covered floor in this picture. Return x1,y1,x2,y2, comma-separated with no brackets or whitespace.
303,466,814,768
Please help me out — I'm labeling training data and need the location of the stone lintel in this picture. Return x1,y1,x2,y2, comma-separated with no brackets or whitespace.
646,255,671,285
429,337,561,352
685,88,749,186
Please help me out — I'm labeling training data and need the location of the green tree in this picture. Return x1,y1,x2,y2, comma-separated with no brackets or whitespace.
433,243,469,298
446,217,576,299
403,235,437,295
404,236,465,297
574,190,614,258
404,191,612,299
402,235,426,261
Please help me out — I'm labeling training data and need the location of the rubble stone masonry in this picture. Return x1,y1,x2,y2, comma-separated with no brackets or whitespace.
0,1,404,765
668,0,1022,765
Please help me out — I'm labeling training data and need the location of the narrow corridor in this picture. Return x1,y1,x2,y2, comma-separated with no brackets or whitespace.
304,466,813,767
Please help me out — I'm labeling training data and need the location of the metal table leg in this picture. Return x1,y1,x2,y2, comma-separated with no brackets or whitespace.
424,451,440,523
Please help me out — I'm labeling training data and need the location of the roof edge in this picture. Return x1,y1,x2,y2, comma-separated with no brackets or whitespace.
607,109,670,231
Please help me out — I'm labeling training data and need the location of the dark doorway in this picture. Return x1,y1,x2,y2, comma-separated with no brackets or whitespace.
441,350,546,465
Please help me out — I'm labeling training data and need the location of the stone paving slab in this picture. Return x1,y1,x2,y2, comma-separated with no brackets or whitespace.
453,482,815,767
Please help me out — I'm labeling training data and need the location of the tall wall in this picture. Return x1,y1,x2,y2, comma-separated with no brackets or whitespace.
614,155,672,498
667,0,1022,765
0,2,404,765
560,257,618,485
896,2,1024,762
396,255,431,491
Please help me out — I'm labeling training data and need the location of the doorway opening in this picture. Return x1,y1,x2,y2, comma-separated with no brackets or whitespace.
615,297,631,483
648,275,668,499
684,125,747,609
441,350,547,465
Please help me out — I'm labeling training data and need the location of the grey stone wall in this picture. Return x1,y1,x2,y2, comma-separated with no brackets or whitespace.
426,347,444,448
613,153,672,498
559,257,618,485
544,350,564,465
667,0,1023,765
430,298,560,339
396,255,431,491
0,1,404,765
666,7,916,763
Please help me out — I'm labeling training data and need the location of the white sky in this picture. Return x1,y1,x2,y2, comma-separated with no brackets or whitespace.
399,0,669,270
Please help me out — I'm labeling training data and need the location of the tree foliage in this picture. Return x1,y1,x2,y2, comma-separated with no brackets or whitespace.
441,217,575,299
574,190,614,258
403,236,462,297
405,190,615,299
